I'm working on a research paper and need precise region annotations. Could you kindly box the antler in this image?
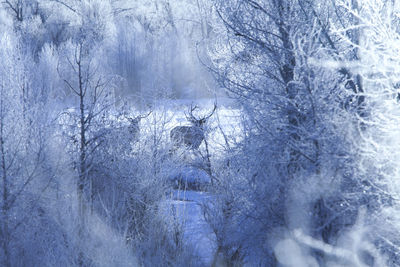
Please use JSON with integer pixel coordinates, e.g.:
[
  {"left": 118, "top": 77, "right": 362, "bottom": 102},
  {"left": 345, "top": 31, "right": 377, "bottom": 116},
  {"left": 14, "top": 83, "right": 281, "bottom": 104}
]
[
  {"left": 203, "top": 103, "right": 217, "bottom": 120},
  {"left": 185, "top": 103, "right": 217, "bottom": 125},
  {"left": 137, "top": 110, "right": 152, "bottom": 119},
  {"left": 185, "top": 104, "right": 200, "bottom": 123},
  {"left": 125, "top": 110, "right": 152, "bottom": 122}
]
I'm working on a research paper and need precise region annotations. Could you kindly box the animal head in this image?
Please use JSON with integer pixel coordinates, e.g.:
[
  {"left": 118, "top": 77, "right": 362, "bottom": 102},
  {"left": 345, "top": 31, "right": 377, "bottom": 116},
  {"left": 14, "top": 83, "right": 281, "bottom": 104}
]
[
  {"left": 185, "top": 103, "right": 216, "bottom": 128},
  {"left": 125, "top": 111, "right": 152, "bottom": 125},
  {"left": 124, "top": 111, "right": 152, "bottom": 137},
  {"left": 170, "top": 103, "right": 217, "bottom": 150}
]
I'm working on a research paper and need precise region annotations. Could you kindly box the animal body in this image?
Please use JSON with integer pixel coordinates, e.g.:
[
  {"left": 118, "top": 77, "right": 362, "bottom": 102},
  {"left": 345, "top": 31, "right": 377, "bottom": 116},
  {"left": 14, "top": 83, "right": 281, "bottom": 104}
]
[
  {"left": 170, "top": 104, "right": 216, "bottom": 150},
  {"left": 122, "top": 111, "right": 152, "bottom": 141},
  {"left": 170, "top": 125, "right": 204, "bottom": 149}
]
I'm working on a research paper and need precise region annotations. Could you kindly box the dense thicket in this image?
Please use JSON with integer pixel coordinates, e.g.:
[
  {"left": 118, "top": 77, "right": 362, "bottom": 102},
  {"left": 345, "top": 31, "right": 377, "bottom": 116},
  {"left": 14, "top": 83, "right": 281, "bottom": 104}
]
[
  {"left": 206, "top": 0, "right": 400, "bottom": 266},
  {"left": 0, "top": 0, "right": 399, "bottom": 266}
]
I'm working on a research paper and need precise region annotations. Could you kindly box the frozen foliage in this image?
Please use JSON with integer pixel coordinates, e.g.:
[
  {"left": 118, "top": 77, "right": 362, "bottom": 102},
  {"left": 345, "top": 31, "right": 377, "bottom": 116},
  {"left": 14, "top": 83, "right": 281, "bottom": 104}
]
[
  {"left": 168, "top": 166, "right": 211, "bottom": 190},
  {"left": 1, "top": 0, "right": 400, "bottom": 266}
]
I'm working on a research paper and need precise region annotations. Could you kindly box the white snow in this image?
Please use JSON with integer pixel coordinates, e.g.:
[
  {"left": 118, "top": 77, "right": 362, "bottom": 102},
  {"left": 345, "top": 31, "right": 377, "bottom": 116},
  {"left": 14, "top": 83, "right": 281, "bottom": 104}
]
[{"left": 163, "top": 190, "right": 217, "bottom": 266}]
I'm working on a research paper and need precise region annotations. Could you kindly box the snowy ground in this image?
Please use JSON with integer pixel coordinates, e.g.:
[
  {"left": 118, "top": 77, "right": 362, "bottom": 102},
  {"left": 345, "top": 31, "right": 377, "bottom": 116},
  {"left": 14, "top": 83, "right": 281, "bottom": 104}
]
[
  {"left": 146, "top": 100, "right": 241, "bottom": 264},
  {"left": 164, "top": 188, "right": 217, "bottom": 266}
]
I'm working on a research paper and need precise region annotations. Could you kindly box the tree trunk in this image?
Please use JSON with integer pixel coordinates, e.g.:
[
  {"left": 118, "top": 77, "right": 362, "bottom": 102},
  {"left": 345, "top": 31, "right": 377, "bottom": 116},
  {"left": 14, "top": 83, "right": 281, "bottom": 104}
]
[
  {"left": 0, "top": 93, "right": 11, "bottom": 267},
  {"left": 77, "top": 47, "right": 87, "bottom": 267}
]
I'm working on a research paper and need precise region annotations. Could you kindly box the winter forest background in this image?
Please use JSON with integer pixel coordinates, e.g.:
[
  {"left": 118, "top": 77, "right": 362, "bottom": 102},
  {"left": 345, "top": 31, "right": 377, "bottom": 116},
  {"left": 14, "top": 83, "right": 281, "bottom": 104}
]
[{"left": 1, "top": 0, "right": 400, "bottom": 266}]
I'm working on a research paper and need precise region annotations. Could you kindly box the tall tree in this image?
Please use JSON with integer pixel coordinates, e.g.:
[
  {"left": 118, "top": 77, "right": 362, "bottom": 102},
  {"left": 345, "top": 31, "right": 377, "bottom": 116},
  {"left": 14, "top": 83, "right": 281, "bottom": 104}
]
[
  {"left": 0, "top": 30, "right": 58, "bottom": 267},
  {"left": 208, "top": 0, "right": 364, "bottom": 264},
  {"left": 58, "top": 38, "right": 114, "bottom": 265}
]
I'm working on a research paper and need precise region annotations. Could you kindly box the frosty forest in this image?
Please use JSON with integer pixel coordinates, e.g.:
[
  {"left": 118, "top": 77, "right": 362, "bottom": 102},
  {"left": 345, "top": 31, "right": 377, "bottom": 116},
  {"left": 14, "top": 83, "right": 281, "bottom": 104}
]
[{"left": 0, "top": 0, "right": 400, "bottom": 266}]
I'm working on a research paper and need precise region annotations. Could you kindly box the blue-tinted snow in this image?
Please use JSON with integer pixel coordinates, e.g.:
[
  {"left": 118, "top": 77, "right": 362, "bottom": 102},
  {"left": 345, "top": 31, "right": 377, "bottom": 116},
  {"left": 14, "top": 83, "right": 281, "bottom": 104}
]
[
  {"left": 162, "top": 189, "right": 217, "bottom": 266},
  {"left": 168, "top": 166, "right": 211, "bottom": 188}
]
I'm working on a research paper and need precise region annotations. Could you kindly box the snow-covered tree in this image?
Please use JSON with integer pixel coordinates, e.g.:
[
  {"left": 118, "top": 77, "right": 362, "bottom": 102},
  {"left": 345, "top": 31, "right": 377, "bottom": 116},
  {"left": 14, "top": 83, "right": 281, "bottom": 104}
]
[
  {"left": 206, "top": 0, "right": 372, "bottom": 264},
  {"left": 57, "top": 37, "right": 115, "bottom": 265},
  {"left": 0, "top": 27, "right": 69, "bottom": 267}
]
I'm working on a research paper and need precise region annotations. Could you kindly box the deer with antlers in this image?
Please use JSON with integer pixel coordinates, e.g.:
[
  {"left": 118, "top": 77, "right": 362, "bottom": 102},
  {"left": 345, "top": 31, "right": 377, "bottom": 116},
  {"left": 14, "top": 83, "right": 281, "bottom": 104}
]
[
  {"left": 122, "top": 111, "right": 152, "bottom": 142},
  {"left": 170, "top": 104, "right": 216, "bottom": 150}
]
